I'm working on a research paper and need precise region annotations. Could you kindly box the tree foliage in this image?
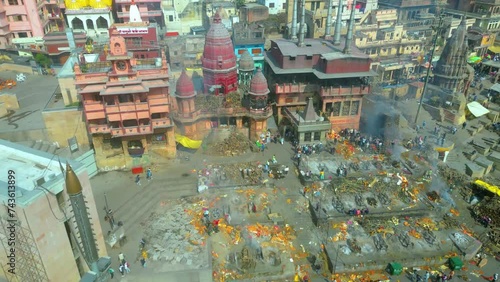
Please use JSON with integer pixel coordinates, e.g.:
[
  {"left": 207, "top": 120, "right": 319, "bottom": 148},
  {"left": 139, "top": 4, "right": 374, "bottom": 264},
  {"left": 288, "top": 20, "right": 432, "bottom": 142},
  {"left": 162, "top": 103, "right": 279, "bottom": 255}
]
[
  {"left": 34, "top": 53, "right": 52, "bottom": 68},
  {"left": 235, "top": 0, "right": 245, "bottom": 9}
]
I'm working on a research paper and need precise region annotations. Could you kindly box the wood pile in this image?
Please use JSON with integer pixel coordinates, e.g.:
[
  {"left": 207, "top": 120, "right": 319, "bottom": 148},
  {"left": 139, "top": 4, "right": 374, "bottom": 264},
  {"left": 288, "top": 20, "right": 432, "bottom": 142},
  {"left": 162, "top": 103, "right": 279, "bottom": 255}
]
[
  {"left": 0, "top": 79, "right": 16, "bottom": 90},
  {"left": 472, "top": 197, "right": 500, "bottom": 229},
  {"left": 220, "top": 162, "right": 262, "bottom": 185},
  {"left": 206, "top": 132, "right": 255, "bottom": 156}
]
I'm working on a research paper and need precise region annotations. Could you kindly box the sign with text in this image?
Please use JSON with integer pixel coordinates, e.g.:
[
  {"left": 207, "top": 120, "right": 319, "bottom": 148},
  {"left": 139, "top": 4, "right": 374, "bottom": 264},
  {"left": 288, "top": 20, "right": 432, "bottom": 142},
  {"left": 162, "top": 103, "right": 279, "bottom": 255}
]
[{"left": 117, "top": 27, "right": 148, "bottom": 35}]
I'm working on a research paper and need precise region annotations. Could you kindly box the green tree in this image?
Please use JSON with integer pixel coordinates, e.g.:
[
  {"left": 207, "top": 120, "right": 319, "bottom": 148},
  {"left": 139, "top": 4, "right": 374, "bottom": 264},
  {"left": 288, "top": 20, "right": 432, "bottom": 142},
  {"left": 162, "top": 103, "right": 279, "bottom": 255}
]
[
  {"left": 34, "top": 53, "right": 52, "bottom": 68},
  {"left": 235, "top": 0, "right": 246, "bottom": 8}
]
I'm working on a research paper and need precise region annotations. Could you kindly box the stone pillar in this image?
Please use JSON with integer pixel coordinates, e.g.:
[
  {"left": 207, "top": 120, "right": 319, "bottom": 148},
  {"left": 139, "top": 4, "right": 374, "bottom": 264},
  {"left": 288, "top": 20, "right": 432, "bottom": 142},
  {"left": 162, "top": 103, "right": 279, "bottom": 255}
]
[
  {"left": 166, "top": 129, "right": 175, "bottom": 147},
  {"left": 141, "top": 137, "right": 148, "bottom": 154},
  {"left": 122, "top": 139, "right": 130, "bottom": 157}
]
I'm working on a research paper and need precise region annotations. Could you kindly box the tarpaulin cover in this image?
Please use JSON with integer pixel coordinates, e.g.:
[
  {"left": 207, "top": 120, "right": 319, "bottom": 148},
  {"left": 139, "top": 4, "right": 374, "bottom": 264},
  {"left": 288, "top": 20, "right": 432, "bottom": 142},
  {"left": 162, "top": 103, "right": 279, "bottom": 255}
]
[
  {"left": 467, "top": 101, "right": 490, "bottom": 117},
  {"left": 474, "top": 180, "right": 500, "bottom": 197},
  {"left": 490, "top": 83, "right": 500, "bottom": 93},
  {"left": 175, "top": 134, "right": 202, "bottom": 149},
  {"left": 467, "top": 56, "right": 482, "bottom": 64}
]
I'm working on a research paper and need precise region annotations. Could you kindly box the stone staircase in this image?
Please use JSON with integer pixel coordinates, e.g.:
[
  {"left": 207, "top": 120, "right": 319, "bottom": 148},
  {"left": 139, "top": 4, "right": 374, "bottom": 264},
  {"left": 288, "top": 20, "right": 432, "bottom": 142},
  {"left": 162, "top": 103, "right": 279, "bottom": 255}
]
[{"left": 16, "top": 140, "right": 59, "bottom": 154}]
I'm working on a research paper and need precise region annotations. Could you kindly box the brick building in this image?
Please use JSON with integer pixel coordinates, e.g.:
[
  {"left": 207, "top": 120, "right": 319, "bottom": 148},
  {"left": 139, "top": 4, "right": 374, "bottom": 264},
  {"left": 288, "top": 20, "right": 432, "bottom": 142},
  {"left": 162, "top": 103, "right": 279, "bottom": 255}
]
[
  {"left": 265, "top": 7, "right": 375, "bottom": 138},
  {"left": 172, "top": 12, "right": 273, "bottom": 141},
  {"left": 74, "top": 8, "right": 174, "bottom": 168}
]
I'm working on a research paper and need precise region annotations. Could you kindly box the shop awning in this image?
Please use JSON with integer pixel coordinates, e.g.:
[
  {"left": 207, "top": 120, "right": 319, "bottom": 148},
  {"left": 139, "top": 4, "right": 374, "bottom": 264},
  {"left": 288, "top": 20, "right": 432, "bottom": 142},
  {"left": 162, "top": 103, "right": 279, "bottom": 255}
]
[
  {"left": 467, "top": 101, "right": 490, "bottom": 117},
  {"left": 490, "top": 83, "right": 500, "bottom": 92},
  {"left": 488, "top": 45, "right": 500, "bottom": 54}
]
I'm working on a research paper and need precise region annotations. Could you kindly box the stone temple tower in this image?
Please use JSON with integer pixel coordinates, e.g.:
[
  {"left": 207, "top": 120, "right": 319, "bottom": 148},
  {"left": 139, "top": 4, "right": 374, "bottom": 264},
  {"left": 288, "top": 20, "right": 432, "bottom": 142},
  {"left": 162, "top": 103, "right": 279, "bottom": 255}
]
[
  {"left": 433, "top": 17, "right": 470, "bottom": 93},
  {"left": 238, "top": 50, "right": 255, "bottom": 86},
  {"left": 201, "top": 11, "right": 238, "bottom": 95},
  {"left": 175, "top": 70, "right": 199, "bottom": 137},
  {"left": 431, "top": 17, "right": 472, "bottom": 124}
]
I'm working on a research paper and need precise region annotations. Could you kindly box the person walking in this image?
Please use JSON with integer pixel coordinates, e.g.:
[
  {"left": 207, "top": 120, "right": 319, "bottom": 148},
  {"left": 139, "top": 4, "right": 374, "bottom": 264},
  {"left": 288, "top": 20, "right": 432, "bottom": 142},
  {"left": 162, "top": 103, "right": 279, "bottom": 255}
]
[
  {"left": 462, "top": 122, "right": 467, "bottom": 129},
  {"left": 492, "top": 273, "right": 498, "bottom": 282},
  {"left": 118, "top": 264, "right": 125, "bottom": 277},
  {"left": 118, "top": 252, "right": 125, "bottom": 264},
  {"left": 124, "top": 261, "right": 131, "bottom": 273},
  {"left": 424, "top": 271, "right": 430, "bottom": 282},
  {"left": 135, "top": 174, "right": 141, "bottom": 186},
  {"left": 108, "top": 267, "right": 115, "bottom": 279},
  {"left": 146, "top": 168, "right": 152, "bottom": 181},
  {"left": 141, "top": 250, "right": 148, "bottom": 267}
]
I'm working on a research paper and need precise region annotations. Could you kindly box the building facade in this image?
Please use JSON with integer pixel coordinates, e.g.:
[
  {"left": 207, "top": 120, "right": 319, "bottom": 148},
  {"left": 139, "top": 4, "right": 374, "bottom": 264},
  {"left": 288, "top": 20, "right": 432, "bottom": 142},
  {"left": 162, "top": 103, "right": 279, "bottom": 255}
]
[
  {"left": 114, "top": 0, "right": 163, "bottom": 27},
  {"left": 75, "top": 29, "right": 175, "bottom": 168},
  {"left": 0, "top": 140, "right": 107, "bottom": 282},
  {"left": 0, "top": 0, "right": 64, "bottom": 49},
  {"left": 233, "top": 22, "right": 266, "bottom": 70},
  {"left": 65, "top": 0, "right": 113, "bottom": 39},
  {"left": 257, "top": 0, "right": 286, "bottom": 15}
]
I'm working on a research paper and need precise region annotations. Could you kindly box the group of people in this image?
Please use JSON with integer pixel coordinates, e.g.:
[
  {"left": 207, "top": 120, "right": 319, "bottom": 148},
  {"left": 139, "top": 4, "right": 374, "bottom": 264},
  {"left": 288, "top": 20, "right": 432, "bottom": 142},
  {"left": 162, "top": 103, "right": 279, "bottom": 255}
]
[{"left": 135, "top": 168, "right": 153, "bottom": 186}]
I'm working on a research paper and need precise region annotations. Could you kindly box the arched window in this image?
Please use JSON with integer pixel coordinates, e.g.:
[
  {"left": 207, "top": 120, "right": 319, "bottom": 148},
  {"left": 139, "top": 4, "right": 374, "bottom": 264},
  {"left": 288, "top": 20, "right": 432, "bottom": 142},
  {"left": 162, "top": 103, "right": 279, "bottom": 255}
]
[
  {"left": 71, "top": 18, "right": 84, "bottom": 30},
  {"left": 96, "top": 17, "right": 108, "bottom": 29},
  {"left": 86, "top": 19, "right": 94, "bottom": 30}
]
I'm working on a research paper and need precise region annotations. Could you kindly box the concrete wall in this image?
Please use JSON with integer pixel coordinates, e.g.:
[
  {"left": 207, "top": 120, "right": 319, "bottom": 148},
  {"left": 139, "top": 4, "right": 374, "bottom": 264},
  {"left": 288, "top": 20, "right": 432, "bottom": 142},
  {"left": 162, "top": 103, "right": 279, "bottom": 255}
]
[
  {"left": 0, "top": 93, "right": 20, "bottom": 111},
  {"left": 42, "top": 108, "right": 90, "bottom": 147},
  {"left": 0, "top": 63, "right": 37, "bottom": 74},
  {"left": 0, "top": 128, "right": 50, "bottom": 143},
  {"left": 58, "top": 77, "right": 79, "bottom": 106}
]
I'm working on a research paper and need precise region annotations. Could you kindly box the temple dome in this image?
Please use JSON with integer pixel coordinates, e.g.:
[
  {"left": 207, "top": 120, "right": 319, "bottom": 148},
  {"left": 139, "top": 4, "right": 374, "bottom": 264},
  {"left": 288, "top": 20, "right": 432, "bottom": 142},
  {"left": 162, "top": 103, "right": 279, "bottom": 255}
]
[
  {"left": 176, "top": 71, "right": 196, "bottom": 98},
  {"left": 248, "top": 69, "right": 269, "bottom": 96},
  {"left": 201, "top": 12, "right": 237, "bottom": 71},
  {"left": 238, "top": 50, "right": 255, "bottom": 72}
]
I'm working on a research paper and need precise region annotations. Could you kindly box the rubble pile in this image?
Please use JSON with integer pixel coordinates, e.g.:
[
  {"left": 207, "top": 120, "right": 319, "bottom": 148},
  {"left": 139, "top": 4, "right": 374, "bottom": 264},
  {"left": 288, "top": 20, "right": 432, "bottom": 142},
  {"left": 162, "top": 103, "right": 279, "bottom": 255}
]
[
  {"left": 143, "top": 199, "right": 209, "bottom": 268},
  {"left": 206, "top": 132, "right": 256, "bottom": 156}
]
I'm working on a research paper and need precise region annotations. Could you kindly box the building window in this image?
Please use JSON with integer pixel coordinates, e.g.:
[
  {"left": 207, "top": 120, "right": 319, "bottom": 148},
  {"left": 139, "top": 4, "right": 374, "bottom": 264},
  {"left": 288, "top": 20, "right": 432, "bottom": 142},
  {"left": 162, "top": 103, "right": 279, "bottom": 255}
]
[
  {"left": 350, "top": 100, "right": 360, "bottom": 115},
  {"left": 8, "top": 0, "right": 19, "bottom": 5},
  {"left": 285, "top": 98, "right": 294, "bottom": 103},
  {"left": 290, "top": 56, "right": 296, "bottom": 61},
  {"left": 118, "top": 94, "right": 133, "bottom": 103},
  {"left": 314, "top": 132, "right": 321, "bottom": 141},
  {"left": 325, "top": 102, "right": 332, "bottom": 114},
  {"left": 306, "top": 55, "right": 312, "bottom": 60},
  {"left": 269, "top": 2, "right": 275, "bottom": 8},
  {"left": 282, "top": 3, "right": 286, "bottom": 9},
  {"left": 13, "top": 15, "right": 22, "bottom": 21},
  {"left": 238, "top": 49, "right": 246, "bottom": 54},
  {"left": 18, "top": 32, "right": 28, "bottom": 38},
  {"left": 332, "top": 102, "right": 341, "bottom": 116},
  {"left": 105, "top": 97, "right": 115, "bottom": 105},
  {"left": 304, "top": 132, "right": 312, "bottom": 142},
  {"left": 341, "top": 101, "right": 351, "bottom": 116},
  {"left": 252, "top": 48, "right": 261, "bottom": 55},
  {"left": 169, "top": 15, "right": 174, "bottom": 22}
]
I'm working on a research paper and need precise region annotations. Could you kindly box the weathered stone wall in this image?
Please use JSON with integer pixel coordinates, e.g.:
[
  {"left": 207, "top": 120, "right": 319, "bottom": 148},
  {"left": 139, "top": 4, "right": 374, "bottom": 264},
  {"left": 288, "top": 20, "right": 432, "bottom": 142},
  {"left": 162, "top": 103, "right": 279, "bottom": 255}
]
[
  {"left": 58, "top": 77, "right": 79, "bottom": 106},
  {"left": 42, "top": 108, "right": 90, "bottom": 147},
  {"left": 0, "top": 63, "right": 37, "bottom": 74}
]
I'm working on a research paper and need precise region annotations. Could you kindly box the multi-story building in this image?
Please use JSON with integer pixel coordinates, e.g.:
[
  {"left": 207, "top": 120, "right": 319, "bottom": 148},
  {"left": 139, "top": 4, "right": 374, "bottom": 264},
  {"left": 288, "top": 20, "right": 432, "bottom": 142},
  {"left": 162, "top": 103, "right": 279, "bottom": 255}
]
[
  {"left": 286, "top": 0, "right": 379, "bottom": 39},
  {"left": 73, "top": 6, "right": 175, "bottom": 168},
  {"left": 108, "top": 15, "right": 161, "bottom": 59},
  {"left": 0, "top": 140, "right": 108, "bottom": 282},
  {"left": 65, "top": 0, "right": 113, "bottom": 39},
  {"left": 172, "top": 12, "right": 273, "bottom": 141},
  {"left": 257, "top": 0, "right": 286, "bottom": 14},
  {"left": 240, "top": 3, "right": 269, "bottom": 23},
  {"left": 355, "top": 9, "right": 426, "bottom": 84},
  {"left": 0, "top": 0, "right": 65, "bottom": 50},
  {"left": 233, "top": 22, "right": 266, "bottom": 70},
  {"left": 113, "top": 0, "right": 164, "bottom": 27},
  {"left": 43, "top": 31, "right": 87, "bottom": 65},
  {"left": 265, "top": 9, "right": 375, "bottom": 135},
  {"left": 378, "top": 0, "right": 437, "bottom": 38},
  {"left": 166, "top": 34, "right": 205, "bottom": 70}
]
